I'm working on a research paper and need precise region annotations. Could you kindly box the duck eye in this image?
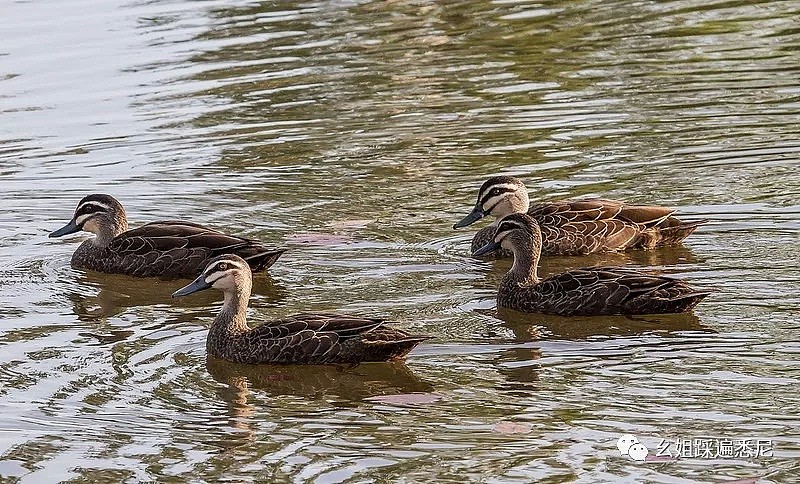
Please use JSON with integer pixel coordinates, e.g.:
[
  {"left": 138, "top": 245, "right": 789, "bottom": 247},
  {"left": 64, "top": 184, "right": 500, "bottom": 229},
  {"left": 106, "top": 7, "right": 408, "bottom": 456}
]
[{"left": 218, "top": 263, "right": 228, "bottom": 271}]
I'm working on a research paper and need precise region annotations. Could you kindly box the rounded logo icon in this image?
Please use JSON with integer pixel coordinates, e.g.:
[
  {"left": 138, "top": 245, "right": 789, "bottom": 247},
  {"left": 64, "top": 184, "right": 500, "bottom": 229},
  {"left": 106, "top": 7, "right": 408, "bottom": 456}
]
[
  {"left": 617, "top": 434, "right": 639, "bottom": 455},
  {"left": 628, "top": 443, "right": 648, "bottom": 461}
]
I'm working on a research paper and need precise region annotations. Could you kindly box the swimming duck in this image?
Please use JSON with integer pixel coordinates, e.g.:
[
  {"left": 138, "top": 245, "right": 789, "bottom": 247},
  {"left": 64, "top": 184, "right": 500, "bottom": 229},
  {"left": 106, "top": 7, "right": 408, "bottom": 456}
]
[
  {"left": 454, "top": 176, "right": 708, "bottom": 256},
  {"left": 473, "top": 213, "right": 710, "bottom": 316},
  {"left": 172, "top": 254, "right": 428, "bottom": 364},
  {"left": 49, "top": 194, "right": 285, "bottom": 279}
]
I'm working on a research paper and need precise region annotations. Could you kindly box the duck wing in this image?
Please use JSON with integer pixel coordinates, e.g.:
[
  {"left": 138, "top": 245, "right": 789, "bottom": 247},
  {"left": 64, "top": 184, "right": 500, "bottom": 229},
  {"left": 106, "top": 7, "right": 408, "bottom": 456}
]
[
  {"left": 530, "top": 199, "right": 695, "bottom": 254},
  {"left": 530, "top": 199, "right": 675, "bottom": 225},
  {"left": 530, "top": 199, "right": 624, "bottom": 225},
  {"left": 537, "top": 219, "right": 640, "bottom": 255},
  {"left": 268, "top": 313, "right": 387, "bottom": 338},
  {"left": 528, "top": 267, "right": 709, "bottom": 315},
  {"left": 109, "top": 221, "right": 284, "bottom": 277},
  {"left": 238, "top": 313, "right": 427, "bottom": 364},
  {"left": 240, "top": 314, "right": 356, "bottom": 363},
  {"left": 114, "top": 221, "right": 253, "bottom": 252}
]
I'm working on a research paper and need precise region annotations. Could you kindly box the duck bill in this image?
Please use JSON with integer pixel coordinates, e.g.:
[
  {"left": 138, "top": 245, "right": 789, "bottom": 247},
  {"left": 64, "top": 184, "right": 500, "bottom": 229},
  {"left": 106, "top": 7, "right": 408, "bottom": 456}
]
[
  {"left": 172, "top": 275, "right": 212, "bottom": 298},
  {"left": 49, "top": 219, "right": 81, "bottom": 238},
  {"left": 472, "top": 240, "right": 502, "bottom": 257},
  {"left": 453, "top": 205, "right": 486, "bottom": 229}
]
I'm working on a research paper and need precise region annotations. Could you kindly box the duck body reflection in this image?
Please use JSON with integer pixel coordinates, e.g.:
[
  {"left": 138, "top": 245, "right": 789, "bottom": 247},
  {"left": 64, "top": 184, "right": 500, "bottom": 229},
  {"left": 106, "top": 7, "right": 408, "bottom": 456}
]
[{"left": 207, "top": 357, "right": 433, "bottom": 402}]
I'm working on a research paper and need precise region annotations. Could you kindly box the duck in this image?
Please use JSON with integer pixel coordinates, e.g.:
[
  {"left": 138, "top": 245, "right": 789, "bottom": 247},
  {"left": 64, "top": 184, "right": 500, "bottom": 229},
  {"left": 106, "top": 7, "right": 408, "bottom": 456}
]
[
  {"left": 172, "top": 254, "right": 429, "bottom": 364},
  {"left": 49, "top": 194, "right": 285, "bottom": 279},
  {"left": 473, "top": 213, "right": 711, "bottom": 316},
  {"left": 454, "top": 176, "right": 708, "bottom": 257}
]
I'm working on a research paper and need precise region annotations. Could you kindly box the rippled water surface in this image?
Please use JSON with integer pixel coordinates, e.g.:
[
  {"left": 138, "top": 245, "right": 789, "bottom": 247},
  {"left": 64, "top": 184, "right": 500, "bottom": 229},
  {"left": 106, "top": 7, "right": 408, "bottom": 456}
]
[{"left": 2, "top": 0, "right": 799, "bottom": 481}]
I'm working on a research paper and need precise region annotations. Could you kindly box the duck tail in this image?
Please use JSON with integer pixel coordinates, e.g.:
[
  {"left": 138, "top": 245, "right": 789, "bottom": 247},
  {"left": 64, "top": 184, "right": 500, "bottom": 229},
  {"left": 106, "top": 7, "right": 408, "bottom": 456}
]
[
  {"left": 635, "top": 218, "right": 709, "bottom": 249},
  {"left": 243, "top": 248, "right": 287, "bottom": 272},
  {"left": 381, "top": 336, "right": 431, "bottom": 361},
  {"left": 658, "top": 218, "right": 710, "bottom": 245},
  {"left": 670, "top": 290, "right": 713, "bottom": 312}
]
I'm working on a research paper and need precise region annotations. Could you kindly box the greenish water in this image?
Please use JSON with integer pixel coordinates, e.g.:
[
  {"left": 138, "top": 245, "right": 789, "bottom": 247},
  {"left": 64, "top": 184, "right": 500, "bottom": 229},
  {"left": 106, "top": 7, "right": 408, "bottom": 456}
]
[{"left": 1, "top": 0, "right": 799, "bottom": 482}]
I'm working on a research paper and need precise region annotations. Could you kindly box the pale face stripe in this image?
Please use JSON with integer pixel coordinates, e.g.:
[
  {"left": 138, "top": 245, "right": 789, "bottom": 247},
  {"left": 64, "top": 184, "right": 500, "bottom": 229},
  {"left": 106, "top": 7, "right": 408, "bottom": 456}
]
[
  {"left": 75, "top": 213, "right": 93, "bottom": 226},
  {"left": 204, "top": 260, "right": 245, "bottom": 284},
  {"left": 479, "top": 183, "right": 520, "bottom": 201},
  {"left": 482, "top": 194, "right": 508, "bottom": 211},
  {"left": 480, "top": 183, "right": 521, "bottom": 211},
  {"left": 74, "top": 201, "right": 113, "bottom": 226},
  {"left": 76, "top": 201, "right": 113, "bottom": 213},
  {"left": 495, "top": 220, "right": 529, "bottom": 242}
]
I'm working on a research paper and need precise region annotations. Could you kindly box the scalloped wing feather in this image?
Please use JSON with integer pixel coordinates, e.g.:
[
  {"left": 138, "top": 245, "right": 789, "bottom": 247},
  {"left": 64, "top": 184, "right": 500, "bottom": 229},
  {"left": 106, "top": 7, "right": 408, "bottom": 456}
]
[
  {"left": 504, "top": 267, "right": 707, "bottom": 315},
  {"left": 101, "top": 221, "right": 283, "bottom": 277},
  {"left": 218, "top": 314, "right": 423, "bottom": 364}
]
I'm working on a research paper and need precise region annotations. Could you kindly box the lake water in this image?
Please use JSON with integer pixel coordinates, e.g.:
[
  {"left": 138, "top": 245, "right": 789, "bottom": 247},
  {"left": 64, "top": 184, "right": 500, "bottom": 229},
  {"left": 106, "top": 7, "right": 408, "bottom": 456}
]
[{"left": 1, "top": 0, "right": 799, "bottom": 482}]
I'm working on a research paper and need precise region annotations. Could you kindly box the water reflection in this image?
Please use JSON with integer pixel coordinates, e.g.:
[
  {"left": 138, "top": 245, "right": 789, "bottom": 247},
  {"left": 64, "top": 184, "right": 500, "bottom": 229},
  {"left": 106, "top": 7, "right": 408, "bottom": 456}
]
[
  {"left": 207, "top": 358, "right": 432, "bottom": 404},
  {"left": 494, "top": 307, "right": 709, "bottom": 341},
  {"left": 494, "top": 346, "right": 543, "bottom": 396}
]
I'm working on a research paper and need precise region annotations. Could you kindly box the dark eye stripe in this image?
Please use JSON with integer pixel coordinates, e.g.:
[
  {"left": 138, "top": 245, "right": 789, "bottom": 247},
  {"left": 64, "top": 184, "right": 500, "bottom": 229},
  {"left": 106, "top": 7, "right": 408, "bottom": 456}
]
[
  {"left": 498, "top": 220, "right": 530, "bottom": 234},
  {"left": 76, "top": 203, "right": 106, "bottom": 216},
  {"left": 479, "top": 187, "right": 518, "bottom": 206},
  {"left": 209, "top": 261, "right": 240, "bottom": 274}
]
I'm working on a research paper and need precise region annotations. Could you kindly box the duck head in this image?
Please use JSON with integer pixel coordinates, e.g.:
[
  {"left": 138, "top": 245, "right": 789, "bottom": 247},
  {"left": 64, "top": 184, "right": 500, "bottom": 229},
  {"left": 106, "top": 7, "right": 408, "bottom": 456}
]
[
  {"left": 49, "top": 194, "right": 128, "bottom": 243},
  {"left": 172, "top": 254, "right": 253, "bottom": 298},
  {"left": 453, "top": 176, "right": 530, "bottom": 229},
  {"left": 472, "top": 213, "right": 540, "bottom": 257}
]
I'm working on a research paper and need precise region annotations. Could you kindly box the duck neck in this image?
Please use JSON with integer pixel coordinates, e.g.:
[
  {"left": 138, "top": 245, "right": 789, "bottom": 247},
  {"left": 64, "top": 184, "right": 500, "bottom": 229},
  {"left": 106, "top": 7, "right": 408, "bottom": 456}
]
[
  {"left": 210, "top": 285, "right": 251, "bottom": 338},
  {"left": 90, "top": 216, "right": 128, "bottom": 248},
  {"left": 93, "top": 227, "right": 118, "bottom": 247},
  {"left": 505, "top": 231, "right": 541, "bottom": 286}
]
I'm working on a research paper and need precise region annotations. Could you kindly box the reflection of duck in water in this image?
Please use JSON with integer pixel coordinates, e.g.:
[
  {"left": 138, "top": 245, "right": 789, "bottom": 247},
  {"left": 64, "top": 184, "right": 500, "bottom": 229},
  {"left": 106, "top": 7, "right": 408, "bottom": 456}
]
[
  {"left": 173, "top": 255, "right": 429, "bottom": 364},
  {"left": 207, "top": 357, "right": 433, "bottom": 404},
  {"left": 492, "top": 346, "right": 543, "bottom": 395},
  {"left": 49, "top": 194, "right": 285, "bottom": 278},
  {"left": 492, "top": 307, "right": 710, "bottom": 342},
  {"left": 454, "top": 176, "right": 707, "bottom": 257},
  {"left": 206, "top": 358, "right": 434, "bottom": 452},
  {"left": 473, "top": 214, "right": 711, "bottom": 316}
]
